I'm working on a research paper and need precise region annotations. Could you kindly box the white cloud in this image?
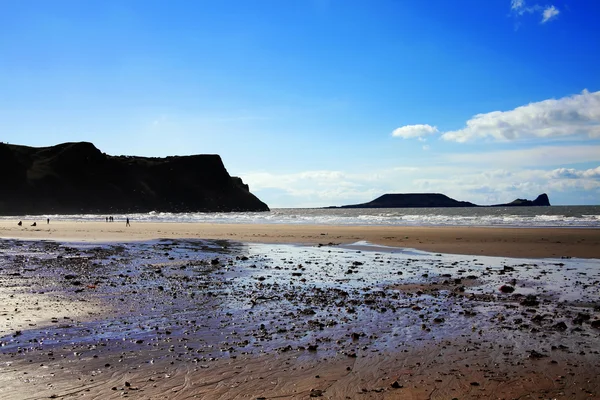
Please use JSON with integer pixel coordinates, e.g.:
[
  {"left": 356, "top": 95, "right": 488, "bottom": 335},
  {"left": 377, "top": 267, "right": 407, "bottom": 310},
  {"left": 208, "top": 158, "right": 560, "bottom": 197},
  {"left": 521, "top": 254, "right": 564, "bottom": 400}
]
[
  {"left": 541, "top": 5, "right": 559, "bottom": 23},
  {"left": 511, "top": 0, "right": 525, "bottom": 11},
  {"left": 391, "top": 124, "right": 439, "bottom": 139},
  {"left": 549, "top": 166, "right": 600, "bottom": 180},
  {"left": 510, "top": 0, "right": 560, "bottom": 24},
  {"left": 392, "top": 166, "right": 419, "bottom": 172},
  {"left": 441, "top": 90, "right": 600, "bottom": 142}
]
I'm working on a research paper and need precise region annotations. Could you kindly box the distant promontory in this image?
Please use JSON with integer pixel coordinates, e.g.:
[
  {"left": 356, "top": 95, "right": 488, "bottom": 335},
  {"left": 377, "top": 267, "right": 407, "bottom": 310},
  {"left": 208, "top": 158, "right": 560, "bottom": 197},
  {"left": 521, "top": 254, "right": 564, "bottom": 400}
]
[
  {"left": 335, "top": 193, "right": 550, "bottom": 208},
  {"left": 0, "top": 142, "right": 269, "bottom": 215}
]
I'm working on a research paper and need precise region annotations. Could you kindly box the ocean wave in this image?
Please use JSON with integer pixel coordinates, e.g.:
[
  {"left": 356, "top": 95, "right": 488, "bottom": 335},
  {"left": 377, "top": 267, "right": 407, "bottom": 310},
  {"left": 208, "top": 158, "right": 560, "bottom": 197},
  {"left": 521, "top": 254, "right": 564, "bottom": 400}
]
[{"left": 2, "top": 206, "right": 599, "bottom": 228}]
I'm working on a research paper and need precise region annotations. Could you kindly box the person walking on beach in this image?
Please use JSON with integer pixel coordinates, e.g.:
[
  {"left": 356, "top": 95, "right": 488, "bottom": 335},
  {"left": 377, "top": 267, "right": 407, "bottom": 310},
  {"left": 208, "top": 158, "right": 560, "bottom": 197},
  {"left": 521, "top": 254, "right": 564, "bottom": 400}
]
[
  {"left": 126, "top": 217, "right": 130, "bottom": 227},
  {"left": 47, "top": 218, "right": 49, "bottom": 224}
]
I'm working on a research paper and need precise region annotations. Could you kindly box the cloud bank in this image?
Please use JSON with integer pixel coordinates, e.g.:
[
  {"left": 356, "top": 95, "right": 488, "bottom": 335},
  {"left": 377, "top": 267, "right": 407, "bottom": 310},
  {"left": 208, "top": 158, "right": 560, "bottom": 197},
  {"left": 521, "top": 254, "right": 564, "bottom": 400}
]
[
  {"left": 441, "top": 90, "right": 600, "bottom": 142},
  {"left": 444, "top": 145, "right": 600, "bottom": 167},
  {"left": 393, "top": 90, "right": 600, "bottom": 143},
  {"left": 244, "top": 161, "right": 600, "bottom": 207}
]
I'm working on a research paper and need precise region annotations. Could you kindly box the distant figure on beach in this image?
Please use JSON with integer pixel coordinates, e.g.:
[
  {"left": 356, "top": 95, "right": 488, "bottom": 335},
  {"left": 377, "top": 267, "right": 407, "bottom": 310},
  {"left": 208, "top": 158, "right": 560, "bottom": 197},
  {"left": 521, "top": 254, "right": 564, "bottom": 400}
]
[
  {"left": 47, "top": 218, "right": 49, "bottom": 224},
  {"left": 126, "top": 217, "right": 130, "bottom": 227},
  {"left": 18, "top": 221, "right": 22, "bottom": 226},
  {"left": 110, "top": 216, "right": 114, "bottom": 222},
  {"left": 106, "top": 216, "right": 109, "bottom": 222},
  {"left": 31, "top": 222, "right": 36, "bottom": 227}
]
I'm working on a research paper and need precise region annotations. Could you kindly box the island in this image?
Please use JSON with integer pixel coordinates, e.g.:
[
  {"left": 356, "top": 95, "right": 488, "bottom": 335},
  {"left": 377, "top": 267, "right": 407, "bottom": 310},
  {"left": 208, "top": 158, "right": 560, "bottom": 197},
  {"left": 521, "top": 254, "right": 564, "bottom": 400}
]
[
  {"left": 0, "top": 142, "right": 269, "bottom": 215},
  {"left": 336, "top": 193, "right": 550, "bottom": 208}
]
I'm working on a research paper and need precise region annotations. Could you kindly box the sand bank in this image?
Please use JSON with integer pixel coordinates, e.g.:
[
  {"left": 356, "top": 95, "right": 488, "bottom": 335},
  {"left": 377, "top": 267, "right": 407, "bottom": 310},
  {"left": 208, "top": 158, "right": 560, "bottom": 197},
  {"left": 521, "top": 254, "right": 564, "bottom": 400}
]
[{"left": 1, "top": 220, "right": 599, "bottom": 258}]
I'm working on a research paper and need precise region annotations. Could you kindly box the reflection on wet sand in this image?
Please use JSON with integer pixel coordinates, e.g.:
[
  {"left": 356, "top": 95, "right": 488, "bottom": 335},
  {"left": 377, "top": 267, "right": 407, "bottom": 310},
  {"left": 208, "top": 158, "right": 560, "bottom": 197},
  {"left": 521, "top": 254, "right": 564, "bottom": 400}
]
[{"left": 0, "top": 238, "right": 599, "bottom": 399}]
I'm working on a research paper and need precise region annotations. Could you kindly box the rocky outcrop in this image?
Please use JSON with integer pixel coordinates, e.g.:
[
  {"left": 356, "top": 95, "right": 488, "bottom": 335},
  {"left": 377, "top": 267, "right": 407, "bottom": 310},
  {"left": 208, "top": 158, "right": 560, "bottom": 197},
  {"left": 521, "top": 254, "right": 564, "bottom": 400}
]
[
  {"left": 0, "top": 142, "right": 269, "bottom": 215},
  {"left": 492, "top": 193, "right": 550, "bottom": 207},
  {"left": 337, "top": 193, "right": 550, "bottom": 208}
]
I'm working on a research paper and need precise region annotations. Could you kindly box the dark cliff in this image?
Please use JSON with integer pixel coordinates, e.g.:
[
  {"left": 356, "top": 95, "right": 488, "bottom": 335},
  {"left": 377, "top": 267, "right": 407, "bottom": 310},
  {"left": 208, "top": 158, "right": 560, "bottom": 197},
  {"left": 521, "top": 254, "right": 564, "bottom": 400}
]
[
  {"left": 338, "top": 193, "right": 550, "bottom": 208},
  {"left": 0, "top": 142, "right": 269, "bottom": 215}
]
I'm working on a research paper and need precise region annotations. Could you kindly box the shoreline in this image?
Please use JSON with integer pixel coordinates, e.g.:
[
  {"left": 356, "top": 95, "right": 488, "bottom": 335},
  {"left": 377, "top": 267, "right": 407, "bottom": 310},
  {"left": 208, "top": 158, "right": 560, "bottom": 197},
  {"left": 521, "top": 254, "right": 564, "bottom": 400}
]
[{"left": 1, "top": 220, "right": 599, "bottom": 258}]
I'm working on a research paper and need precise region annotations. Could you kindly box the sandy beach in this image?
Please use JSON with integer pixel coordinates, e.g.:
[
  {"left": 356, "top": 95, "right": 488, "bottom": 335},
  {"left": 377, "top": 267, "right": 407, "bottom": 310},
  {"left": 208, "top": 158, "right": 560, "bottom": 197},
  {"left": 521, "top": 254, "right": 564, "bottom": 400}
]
[
  {"left": 1, "top": 222, "right": 599, "bottom": 399},
  {"left": 1, "top": 220, "right": 599, "bottom": 258}
]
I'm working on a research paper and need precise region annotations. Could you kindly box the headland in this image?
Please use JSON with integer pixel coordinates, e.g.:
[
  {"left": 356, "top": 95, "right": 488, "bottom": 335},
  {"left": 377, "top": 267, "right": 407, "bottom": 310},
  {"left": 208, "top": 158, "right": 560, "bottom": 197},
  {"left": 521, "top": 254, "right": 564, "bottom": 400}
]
[{"left": 0, "top": 141, "right": 269, "bottom": 214}]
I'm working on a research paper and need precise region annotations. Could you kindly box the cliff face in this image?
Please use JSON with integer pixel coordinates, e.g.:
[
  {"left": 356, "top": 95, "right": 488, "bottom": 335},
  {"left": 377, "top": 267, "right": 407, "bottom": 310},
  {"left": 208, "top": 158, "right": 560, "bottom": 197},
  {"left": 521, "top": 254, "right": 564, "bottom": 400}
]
[
  {"left": 0, "top": 142, "right": 269, "bottom": 215},
  {"left": 339, "top": 193, "right": 550, "bottom": 208}
]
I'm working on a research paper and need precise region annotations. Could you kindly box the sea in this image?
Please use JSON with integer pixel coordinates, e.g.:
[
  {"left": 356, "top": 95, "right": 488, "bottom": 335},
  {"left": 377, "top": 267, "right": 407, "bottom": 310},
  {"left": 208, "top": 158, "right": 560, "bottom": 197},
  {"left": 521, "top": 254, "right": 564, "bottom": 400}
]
[{"left": 2, "top": 206, "right": 599, "bottom": 228}]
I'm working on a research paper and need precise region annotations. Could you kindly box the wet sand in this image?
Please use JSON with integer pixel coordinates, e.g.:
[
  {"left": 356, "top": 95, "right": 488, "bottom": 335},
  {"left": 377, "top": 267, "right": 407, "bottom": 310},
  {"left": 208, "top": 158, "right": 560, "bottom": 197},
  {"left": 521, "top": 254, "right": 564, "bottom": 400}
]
[
  {"left": 0, "top": 225, "right": 599, "bottom": 399},
  {"left": 1, "top": 220, "right": 599, "bottom": 258}
]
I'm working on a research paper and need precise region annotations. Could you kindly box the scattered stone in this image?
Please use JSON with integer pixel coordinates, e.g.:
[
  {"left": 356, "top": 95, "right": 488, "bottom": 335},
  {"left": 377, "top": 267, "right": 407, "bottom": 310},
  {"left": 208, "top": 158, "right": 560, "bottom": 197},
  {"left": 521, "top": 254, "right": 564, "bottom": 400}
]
[
  {"left": 573, "top": 313, "right": 591, "bottom": 325},
  {"left": 499, "top": 285, "right": 515, "bottom": 293},
  {"left": 528, "top": 350, "right": 548, "bottom": 359},
  {"left": 551, "top": 322, "right": 568, "bottom": 331},
  {"left": 391, "top": 381, "right": 403, "bottom": 388},
  {"left": 520, "top": 295, "right": 539, "bottom": 307}
]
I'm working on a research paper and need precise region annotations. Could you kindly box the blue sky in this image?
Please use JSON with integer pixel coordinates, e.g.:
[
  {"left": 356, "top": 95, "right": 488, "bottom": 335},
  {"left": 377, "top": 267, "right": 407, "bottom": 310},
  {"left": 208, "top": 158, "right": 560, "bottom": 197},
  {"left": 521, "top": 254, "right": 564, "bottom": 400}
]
[{"left": 1, "top": 0, "right": 599, "bottom": 207}]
